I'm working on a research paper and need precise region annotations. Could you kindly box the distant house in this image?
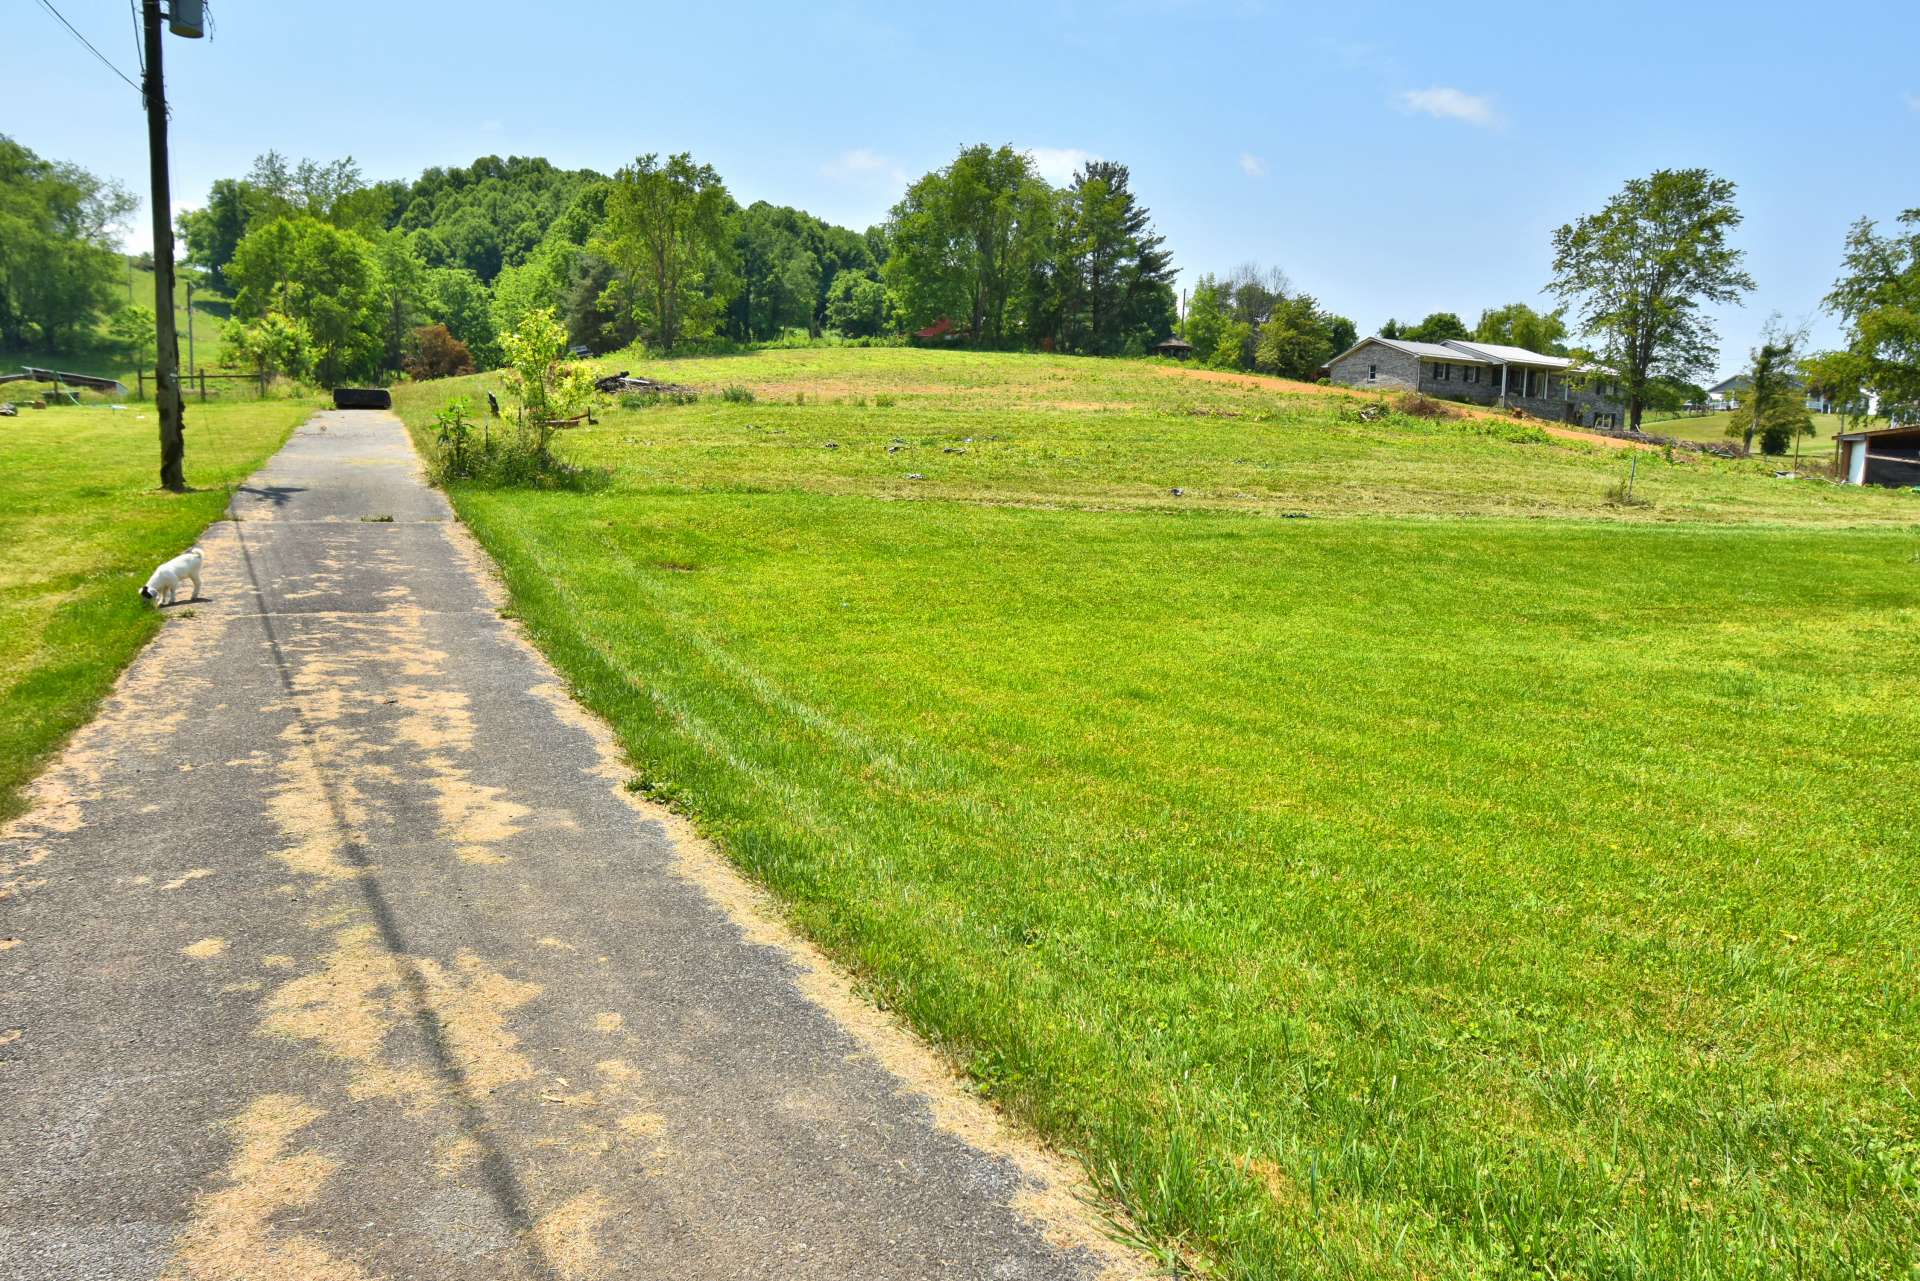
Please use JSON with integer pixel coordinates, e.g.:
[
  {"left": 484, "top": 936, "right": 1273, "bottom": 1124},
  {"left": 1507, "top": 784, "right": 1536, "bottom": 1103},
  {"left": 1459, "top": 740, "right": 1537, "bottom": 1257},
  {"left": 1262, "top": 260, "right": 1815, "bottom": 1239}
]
[
  {"left": 1153, "top": 336, "right": 1194, "bottom": 360},
  {"left": 913, "top": 317, "right": 961, "bottom": 341},
  {"left": 1835, "top": 424, "right": 1920, "bottom": 487},
  {"left": 1327, "top": 337, "right": 1626, "bottom": 429}
]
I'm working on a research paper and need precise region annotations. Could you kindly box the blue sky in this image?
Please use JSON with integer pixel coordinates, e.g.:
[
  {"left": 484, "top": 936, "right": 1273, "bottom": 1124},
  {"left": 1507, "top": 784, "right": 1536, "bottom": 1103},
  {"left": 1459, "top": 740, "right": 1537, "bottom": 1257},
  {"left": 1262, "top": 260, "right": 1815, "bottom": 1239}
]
[{"left": 10, "top": 0, "right": 1918, "bottom": 379}]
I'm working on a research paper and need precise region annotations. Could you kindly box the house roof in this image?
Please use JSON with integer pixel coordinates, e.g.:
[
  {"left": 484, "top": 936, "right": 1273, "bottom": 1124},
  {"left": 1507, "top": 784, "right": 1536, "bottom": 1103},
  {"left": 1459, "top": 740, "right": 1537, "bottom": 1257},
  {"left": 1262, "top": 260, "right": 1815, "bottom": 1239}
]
[
  {"left": 1333, "top": 335, "right": 1587, "bottom": 369},
  {"left": 1709, "top": 372, "right": 1805, "bottom": 394},
  {"left": 1334, "top": 336, "right": 1494, "bottom": 365},
  {"left": 1443, "top": 340, "right": 1576, "bottom": 369},
  {"left": 1155, "top": 336, "right": 1194, "bottom": 349}
]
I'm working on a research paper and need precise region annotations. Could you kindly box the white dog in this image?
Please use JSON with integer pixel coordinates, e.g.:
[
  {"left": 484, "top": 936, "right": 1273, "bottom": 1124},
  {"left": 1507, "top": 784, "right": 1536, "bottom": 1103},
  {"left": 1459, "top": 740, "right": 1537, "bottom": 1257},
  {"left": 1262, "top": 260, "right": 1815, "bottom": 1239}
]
[{"left": 141, "top": 547, "right": 203, "bottom": 606}]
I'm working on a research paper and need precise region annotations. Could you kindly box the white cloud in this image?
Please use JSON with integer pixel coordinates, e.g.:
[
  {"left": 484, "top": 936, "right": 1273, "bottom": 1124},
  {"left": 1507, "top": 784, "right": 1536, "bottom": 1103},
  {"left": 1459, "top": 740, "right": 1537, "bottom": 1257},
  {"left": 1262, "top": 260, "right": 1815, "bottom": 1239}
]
[
  {"left": 1026, "top": 146, "right": 1098, "bottom": 185},
  {"left": 1239, "top": 152, "right": 1267, "bottom": 177},
  {"left": 822, "top": 147, "right": 906, "bottom": 185},
  {"left": 1398, "top": 86, "right": 1502, "bottom": 128}
]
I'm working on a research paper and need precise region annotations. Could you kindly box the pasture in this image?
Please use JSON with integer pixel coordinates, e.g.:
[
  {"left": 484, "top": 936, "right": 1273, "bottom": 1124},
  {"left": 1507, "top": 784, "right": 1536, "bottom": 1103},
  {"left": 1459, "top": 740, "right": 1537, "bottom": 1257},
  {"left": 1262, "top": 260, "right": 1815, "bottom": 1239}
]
[{"left": 385, "top": 345, "right": 1916, "bottom": 1278}]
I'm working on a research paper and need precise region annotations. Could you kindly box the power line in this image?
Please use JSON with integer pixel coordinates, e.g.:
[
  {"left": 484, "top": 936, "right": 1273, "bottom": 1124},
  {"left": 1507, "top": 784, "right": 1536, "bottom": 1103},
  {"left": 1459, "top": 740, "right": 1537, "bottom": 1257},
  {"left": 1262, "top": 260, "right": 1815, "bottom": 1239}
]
[
  {"left": 129, "top": 0, "right": 146, "bottom": 77},
  {"left": 34, "top": 0, "right": 141, "bottom": 94}
]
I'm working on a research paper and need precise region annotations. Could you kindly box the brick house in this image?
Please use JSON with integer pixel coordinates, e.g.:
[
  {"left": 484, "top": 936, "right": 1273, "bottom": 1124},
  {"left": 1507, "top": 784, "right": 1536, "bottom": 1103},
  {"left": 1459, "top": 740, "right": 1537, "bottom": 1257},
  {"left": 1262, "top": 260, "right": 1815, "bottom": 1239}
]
[{"left": 1328, "top": 337, "right": 1626, "bottom": 428}]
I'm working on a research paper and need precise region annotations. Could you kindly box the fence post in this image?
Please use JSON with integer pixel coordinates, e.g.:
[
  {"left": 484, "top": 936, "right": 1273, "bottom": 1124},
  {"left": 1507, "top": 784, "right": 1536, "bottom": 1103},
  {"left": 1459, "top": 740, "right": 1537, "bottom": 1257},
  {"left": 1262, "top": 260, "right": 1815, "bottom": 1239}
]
[{"left": 137, "top": 369, "right": 145, "bottom": 400}]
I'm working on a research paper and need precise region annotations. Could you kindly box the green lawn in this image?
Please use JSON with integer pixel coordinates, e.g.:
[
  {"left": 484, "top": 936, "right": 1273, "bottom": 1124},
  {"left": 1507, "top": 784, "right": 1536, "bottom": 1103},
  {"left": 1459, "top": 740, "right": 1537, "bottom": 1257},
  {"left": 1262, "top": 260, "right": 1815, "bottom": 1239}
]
[
  {"left": 395, "top": 348, "right": 1920, "bottom": 1279},
  {"left": 0, "top": 399, "right": 314, "bottom": 821},
  {"left": 1643, "top": 407, "right": 1857, "bottom": 459}
]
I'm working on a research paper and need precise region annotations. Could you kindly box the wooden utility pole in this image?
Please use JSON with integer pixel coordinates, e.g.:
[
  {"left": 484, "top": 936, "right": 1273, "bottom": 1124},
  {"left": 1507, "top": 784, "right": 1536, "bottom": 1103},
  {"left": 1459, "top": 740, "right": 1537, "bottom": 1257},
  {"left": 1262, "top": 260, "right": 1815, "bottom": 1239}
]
[{"left": 143, "top": 0, "right": 186, "bottom": 491}]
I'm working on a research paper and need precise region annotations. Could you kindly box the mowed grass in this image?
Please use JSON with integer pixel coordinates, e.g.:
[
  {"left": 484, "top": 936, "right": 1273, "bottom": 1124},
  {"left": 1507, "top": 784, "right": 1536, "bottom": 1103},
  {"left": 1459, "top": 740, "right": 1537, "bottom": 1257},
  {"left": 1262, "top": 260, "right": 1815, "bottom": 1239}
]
[
  {"left": 1645, "top": 408, "right": 1856, "bottom": 456},
  {"left": 0, "top": 400, "right": 312, "bottom": 820},
  {"left": 396, "top": 348, "right": 1920, "bottom": 1278}
]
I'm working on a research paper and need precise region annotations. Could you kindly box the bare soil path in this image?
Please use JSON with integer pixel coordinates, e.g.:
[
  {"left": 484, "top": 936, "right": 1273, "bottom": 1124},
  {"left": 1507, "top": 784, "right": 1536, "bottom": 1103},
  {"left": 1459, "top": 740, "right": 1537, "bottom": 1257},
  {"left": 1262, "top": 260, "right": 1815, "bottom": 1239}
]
[{"left": 0, "top": 410, "right": 1143, "bottom": 1281}]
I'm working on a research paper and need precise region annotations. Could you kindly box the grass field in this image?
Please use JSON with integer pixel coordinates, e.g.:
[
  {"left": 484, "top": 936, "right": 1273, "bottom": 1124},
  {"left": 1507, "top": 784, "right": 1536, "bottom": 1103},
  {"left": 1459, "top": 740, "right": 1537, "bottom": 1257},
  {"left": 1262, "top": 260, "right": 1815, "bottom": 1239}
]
[
  {"left": 0, "top": 399, "right": 313, "bottom": 821},
  {"left": 1643, "top": 407, "right": 1856, "bottom": 458},
  {"left": 1, "top": 256, "right": 231, "bottom": 392},
  {"left": 388, "top": 347, "right": 1920, "bottom": 1278}
]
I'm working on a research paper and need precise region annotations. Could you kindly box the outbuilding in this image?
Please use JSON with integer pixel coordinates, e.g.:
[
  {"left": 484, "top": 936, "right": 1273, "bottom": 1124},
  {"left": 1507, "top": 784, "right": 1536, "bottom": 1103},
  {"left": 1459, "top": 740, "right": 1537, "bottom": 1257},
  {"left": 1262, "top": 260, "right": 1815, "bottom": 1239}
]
[
  {"left": 1835, "top": 425, "right": 1920, "bottom": 487},
  {"left": 1153, "top": 336, "right": 1195, "bottom": 360}
]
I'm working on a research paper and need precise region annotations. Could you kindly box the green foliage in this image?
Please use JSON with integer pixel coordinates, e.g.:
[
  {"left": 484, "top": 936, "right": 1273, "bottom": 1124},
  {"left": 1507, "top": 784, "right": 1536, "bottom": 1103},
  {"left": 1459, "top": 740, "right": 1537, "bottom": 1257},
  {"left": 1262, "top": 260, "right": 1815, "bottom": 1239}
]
[
  {"left": 730, "top": 202, "right": 875, "bottom": 340},
  {"left": 1823, "top": 208, "right": 1920, "bottom": 422},
  {"left": 1184, "top": 277, "right": 1231, "bottom": 362},
  {"left": 230, "top": 216, "right": 381, "bottom": 385},
  {"left": 1054, "top": 161, "right": 1178, "bottom": 354},
  {"left": 108, "top": 305, "right": 157, "bottom": 369},
  {"left": 1474, "top": 302, "right": 1569, "bottom": 354},
  {"left": 1208, "top": 320, "right": 1254, "bottom": 370},
  {"left": 825, "top": 270, "right": 889, "bottom": 338},
  {"left": 1550, "top": 169, "right": 1756, "bottom": 428},
  {"left": 1724, "top": 328, "right": 1808, "bottom": 453},
  {"left": 429, "top": 396, "right": 480, "bottom": 479},
  {"left": 499, "top": 307, "right": 595, "bottom": 460},
  {"left": 0, "top": 135, "right": 136, "bottom": 349},
  {"left": 223, "top": 311, "right": 315, "bottom": 384},
  {"left": 1401, "top": 311, "right": 1470, "bottom": 343},
  {"left": 884, "top": 144, "right": 1056, "bottom": 344},
  {"left": 595, "top": 153, "right": 737, "bottom": 352},
  {"left": 1252, "top": 294, "right": 1344, "bottom": 380},
  {"left": 720, "top": 384, "right": 755, "bottom": 404}
]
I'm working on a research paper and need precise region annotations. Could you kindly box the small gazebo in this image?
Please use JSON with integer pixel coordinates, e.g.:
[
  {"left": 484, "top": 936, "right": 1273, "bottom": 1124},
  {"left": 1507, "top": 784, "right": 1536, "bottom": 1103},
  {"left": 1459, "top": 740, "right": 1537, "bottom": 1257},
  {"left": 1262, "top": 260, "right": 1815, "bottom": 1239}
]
[{"left": 1154, "top": 336, "right": 1195, "bottom": 360}]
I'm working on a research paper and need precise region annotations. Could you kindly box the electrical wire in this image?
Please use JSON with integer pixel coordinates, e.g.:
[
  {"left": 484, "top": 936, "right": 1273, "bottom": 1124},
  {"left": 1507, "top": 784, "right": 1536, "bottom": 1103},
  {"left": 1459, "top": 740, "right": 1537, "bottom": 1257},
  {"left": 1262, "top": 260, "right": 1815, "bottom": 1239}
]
[
  {"left": 34, "top": 0, "right": 141, "bottom": 94},
  {"left": 129, "top": 0, "right": 146, "bottom": 76}
]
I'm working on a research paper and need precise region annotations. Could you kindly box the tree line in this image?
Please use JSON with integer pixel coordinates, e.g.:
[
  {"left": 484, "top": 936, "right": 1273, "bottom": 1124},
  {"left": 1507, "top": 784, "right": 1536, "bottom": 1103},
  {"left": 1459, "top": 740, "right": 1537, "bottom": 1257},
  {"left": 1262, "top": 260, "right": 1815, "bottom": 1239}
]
[{"left": 154, "top": 142, "right": 1183, "bottom": 384}]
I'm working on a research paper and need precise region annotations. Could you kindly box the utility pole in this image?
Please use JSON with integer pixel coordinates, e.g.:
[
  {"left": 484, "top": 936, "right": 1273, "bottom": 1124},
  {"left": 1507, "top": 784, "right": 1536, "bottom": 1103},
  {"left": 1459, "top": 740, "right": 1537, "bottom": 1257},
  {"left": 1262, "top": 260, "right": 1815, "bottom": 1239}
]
[{"left": 142, "top": 0, "right": 200, "bottom": 491}]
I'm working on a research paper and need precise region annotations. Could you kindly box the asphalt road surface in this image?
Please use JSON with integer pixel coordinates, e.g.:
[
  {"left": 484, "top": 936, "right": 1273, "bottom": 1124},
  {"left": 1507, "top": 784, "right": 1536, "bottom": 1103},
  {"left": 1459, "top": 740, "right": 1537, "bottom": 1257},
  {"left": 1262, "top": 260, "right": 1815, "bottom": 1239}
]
[{"left": 0, "top": 409, "right": 1144, "bottom": 1281}]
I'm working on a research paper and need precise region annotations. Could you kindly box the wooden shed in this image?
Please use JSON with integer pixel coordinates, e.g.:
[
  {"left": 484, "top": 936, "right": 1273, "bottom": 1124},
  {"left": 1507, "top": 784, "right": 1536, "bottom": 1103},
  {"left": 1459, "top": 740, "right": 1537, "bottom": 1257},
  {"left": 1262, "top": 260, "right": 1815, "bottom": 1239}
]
[
  {"left": 1836, "top": 425, "right": 1920, "bottom": 487},
  {"left": 1154, "top": 337, "right": 1195, "bottom": 360}
]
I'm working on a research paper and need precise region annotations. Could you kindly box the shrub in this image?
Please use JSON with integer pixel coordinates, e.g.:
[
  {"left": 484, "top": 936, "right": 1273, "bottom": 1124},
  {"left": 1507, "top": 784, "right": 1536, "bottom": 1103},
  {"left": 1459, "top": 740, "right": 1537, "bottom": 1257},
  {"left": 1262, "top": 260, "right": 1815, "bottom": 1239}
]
[
  {"left": 405, "top": 324, "right": 475, "bottom": 380},
  {"left": 720, "top": 385, "right": 755, "bottom": 404},
  {"left": 427, "top": 310, "right": 604, "bottom": 490},
  {"left": 873, "top": 393, "right": 896, "bottom": 408}
]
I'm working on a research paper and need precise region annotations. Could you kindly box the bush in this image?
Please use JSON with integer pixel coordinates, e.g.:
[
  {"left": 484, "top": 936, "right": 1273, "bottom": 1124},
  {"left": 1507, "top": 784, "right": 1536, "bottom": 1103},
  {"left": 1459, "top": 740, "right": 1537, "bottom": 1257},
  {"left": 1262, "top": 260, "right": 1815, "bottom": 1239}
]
[
  {"left": 405, "top": 324, "right": 475, "bottom": 380},
  {"left": 720, "top": 385, "right": 755, "bottom": 404},
  {"left": 427, "top": 310, "right": 604, "bottom": 490}
]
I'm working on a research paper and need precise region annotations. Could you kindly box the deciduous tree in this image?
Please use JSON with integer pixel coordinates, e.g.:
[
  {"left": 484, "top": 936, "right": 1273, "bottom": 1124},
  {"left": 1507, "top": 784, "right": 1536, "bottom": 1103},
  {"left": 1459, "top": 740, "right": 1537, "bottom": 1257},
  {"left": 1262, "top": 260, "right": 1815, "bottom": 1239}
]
[
  {"left": 596, "top": 153, "right": 737, "bottom": 352},
  {"left": 1548, "top": 169, "right": 1755, "bottom": 430},
  {"left": 1473, "top": 302, "right": 1568, "bottom": 354},
  {"left": 1822, "top": 208, "right": 1920, "bottom": 423}
]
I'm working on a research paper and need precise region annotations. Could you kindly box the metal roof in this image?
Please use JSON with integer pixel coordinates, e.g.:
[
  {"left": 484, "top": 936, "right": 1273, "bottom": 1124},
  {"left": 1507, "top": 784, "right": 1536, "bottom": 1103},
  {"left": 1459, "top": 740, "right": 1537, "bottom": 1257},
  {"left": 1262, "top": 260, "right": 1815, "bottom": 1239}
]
[
  {"left": 1443, "top": 340, "right": 1575, "bottom": 369},
  {"left": 1357, "top": 337, "right": 1494, "bottom": 364}
]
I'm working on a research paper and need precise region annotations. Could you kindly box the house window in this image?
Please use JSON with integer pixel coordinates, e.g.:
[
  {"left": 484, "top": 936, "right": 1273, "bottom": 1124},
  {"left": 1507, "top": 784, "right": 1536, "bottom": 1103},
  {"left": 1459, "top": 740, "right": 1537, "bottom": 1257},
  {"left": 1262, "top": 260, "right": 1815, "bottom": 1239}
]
[
  {"left": 1465, "top": 366, "right": 1479, "bottom": 384},
  {"left": 1368, "top": 363, "right": 1377, "bottom": 381}
]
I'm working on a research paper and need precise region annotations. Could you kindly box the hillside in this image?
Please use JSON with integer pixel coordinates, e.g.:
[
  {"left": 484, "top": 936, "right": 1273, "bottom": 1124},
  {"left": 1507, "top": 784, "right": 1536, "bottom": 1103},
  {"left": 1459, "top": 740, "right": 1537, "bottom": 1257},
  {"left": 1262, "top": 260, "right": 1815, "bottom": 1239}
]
[{"left": 388, "top": 347, "right": 1920, "bottom": 1279}]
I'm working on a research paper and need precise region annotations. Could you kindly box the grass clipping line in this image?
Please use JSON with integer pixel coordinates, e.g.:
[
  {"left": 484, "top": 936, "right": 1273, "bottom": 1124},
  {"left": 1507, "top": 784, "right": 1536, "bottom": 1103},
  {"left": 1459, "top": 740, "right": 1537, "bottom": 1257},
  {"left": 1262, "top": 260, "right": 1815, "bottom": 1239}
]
[{"left": 435, "top": 520, "right": 1154, "bottom": 1279}]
